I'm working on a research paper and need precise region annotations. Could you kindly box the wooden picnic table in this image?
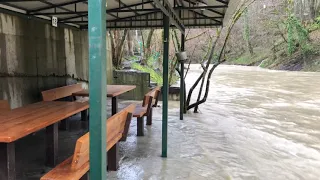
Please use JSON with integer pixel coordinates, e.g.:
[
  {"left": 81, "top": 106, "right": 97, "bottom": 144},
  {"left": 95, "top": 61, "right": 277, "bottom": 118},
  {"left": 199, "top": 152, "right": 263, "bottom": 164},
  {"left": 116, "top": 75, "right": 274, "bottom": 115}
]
[
  {"left": 0, "top": 101, "right": 89, "bottom": 180},
  {"left": 72, "top": 85, "right": 136, "bottom": 115}
]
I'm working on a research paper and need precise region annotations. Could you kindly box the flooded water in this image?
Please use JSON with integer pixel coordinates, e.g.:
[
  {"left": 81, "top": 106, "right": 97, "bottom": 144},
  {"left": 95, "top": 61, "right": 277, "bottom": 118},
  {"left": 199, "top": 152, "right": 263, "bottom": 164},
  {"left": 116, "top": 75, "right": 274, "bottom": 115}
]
[
  {"left": 107, "top": 64, "right": 320, "bottom": 180},
  {"left": 184, "top": 65, "right": 320, "bottom": 179}
]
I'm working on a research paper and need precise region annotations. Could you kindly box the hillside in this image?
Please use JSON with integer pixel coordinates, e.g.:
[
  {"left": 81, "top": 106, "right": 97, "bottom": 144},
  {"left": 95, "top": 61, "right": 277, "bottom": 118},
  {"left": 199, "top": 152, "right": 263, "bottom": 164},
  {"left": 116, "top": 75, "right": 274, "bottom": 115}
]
[{"left": 224, "top": 0, "right": 320, "bottom": 72}]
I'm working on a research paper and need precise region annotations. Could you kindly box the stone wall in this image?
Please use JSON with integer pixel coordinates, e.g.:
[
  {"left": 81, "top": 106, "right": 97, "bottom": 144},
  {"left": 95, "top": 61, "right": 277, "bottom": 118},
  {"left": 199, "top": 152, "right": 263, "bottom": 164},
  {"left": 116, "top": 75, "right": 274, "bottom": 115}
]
[
  {"left": 0, "top": 12, "right": 113, "bottom": 108},
  {"left": 113, "top": 70, "right": 150, "bottom": 100}
]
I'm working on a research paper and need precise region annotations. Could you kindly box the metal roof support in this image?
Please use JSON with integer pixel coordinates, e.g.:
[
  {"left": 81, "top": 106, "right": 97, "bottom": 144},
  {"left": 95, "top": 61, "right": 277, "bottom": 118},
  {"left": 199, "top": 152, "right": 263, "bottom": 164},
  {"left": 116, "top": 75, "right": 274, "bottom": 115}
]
[
  {"left": 88, "top": 0, "right": 107, "bottom": 180},
  {"left": 27, "top": 0, "right": 86, "bottom": 14},
  {"left": 162, "top": 13, "right": 169, "bottom": 158},
  {"left": 153, "top": 0, "right": 185, "bottom": 33},
  {"left": 180, "top": 32, "right": 185, "bottom": 120}
]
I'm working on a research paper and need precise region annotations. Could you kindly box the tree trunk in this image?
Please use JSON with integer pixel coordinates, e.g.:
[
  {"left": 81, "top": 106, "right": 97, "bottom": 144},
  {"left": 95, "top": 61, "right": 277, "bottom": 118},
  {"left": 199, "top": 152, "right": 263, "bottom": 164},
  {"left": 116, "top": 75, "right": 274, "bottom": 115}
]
[
  {"left": 127, "top": 30, "right": 134, "bottom": 56},
  {"left": 143, "top": 29, "right": 155, "bottom": 64},
  {"left": 310, "top": 0, "right": 316, "bottom": 21}
]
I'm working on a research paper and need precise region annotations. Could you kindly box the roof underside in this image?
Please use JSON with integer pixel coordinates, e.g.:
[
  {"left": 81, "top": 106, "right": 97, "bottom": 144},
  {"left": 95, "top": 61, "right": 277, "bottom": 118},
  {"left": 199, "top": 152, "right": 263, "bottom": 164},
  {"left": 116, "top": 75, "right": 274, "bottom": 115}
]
[{"left": 0, "top": 0, "right": 229, "bottom": 30}]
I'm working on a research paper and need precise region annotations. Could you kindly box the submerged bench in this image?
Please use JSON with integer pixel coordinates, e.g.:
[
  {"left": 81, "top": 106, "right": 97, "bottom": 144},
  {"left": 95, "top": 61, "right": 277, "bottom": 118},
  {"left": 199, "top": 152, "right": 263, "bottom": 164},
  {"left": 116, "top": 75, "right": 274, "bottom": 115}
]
[
  {"left": 128, "top": 87, "right": 161, "bottom": 137},
  {"left": 41, "top": 84, "right": 88, "bottom": 129},
  {"left": 41, "top": 104, "right": 136, "bottom": 180}
]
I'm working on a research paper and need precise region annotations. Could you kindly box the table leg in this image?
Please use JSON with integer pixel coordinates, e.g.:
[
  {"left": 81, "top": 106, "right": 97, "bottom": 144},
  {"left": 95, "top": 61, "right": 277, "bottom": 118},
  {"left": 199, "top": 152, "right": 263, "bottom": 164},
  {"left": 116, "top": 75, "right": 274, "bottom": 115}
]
[
  {"left": 147, "top": 107, "right": 153, "bottom": 125},
  {"left": 111, "top": 97, "right": 118, "bottom": 115},
  {"left": 46, "top": 123, "right": 58, "bottom": 167},
  {"left": 0, "top": 142, "right": 15, "bottom": 180},
  {"left": 107, "top": 143, "right": 119, "bottom": 171},
  {"left": 81, "top": 109, "right": 88, "bottom": 121},
  {"left": 59, "top": 119, "right": 69, "bottom": 130},
  {"left": 137, "top": 117, "right": 144, "bottom": 136}
]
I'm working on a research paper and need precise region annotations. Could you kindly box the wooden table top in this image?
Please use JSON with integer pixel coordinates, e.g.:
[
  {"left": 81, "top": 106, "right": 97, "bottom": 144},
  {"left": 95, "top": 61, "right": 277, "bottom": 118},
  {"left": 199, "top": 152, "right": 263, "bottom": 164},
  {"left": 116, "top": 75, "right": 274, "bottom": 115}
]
[
  {"left": 0, "top": 101, "right": 89, "bottom": 143},
  {"left": 72, "top": 85, "right": 136, "bottom": 97}
]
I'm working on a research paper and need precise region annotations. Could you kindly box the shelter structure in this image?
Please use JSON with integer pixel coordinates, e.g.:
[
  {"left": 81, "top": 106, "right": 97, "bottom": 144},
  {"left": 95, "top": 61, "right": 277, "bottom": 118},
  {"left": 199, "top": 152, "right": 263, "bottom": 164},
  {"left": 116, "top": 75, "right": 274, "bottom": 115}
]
[{"left": 0, "top": 0, "right": 230, "bottom": 179}]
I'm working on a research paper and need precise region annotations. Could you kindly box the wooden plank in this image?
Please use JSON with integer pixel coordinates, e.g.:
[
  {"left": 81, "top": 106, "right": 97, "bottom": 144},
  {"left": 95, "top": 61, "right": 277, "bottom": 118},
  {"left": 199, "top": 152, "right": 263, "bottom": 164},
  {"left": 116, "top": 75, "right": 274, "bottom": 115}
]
[
  {"left": 133, "top": 106, "right": 147, "bottom": 118},
  {"left": 42, "top": 84, "right": 83, "bottom": 101},
  {"left": 0, "top": 101, "right": 60, "bottom": 122},
  {"left": 0, "top": 101, "right": 89, "bottom": 143},
  {"left": 72, "top": 85, "right": 136, "bottom": 98},
  {"left": 106, "top": 85, "right": 136, "bottom": 97}
]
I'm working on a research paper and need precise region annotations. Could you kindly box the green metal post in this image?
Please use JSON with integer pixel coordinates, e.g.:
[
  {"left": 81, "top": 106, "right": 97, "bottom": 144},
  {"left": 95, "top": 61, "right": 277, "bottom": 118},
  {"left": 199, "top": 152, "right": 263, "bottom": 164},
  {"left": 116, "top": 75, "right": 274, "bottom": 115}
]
[
  {"left": 180, "top": 33, "right": 185, "bottom": 120},
  {"left": 88, "top": 0, "right": 107, "bottom": 179},
  {"left": 162, "top": 14, "right": 169, "bottom": 158}
]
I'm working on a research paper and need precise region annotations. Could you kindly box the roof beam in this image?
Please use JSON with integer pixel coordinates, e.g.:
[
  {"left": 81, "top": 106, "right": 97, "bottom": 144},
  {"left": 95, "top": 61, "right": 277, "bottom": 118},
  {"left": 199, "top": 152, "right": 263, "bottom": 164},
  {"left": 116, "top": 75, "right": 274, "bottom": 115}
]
[
  {"left": 28, "top": 0, "right": 86, "bottom": 13},
  {"left": 153, "top": 0, "right": 185, "bottom": 33},
  {"left": 183, "top": 0, "right": 224, "bottom": 16},
  {"left": 30, "top": 5, "right": 227, "bottom": 15}
]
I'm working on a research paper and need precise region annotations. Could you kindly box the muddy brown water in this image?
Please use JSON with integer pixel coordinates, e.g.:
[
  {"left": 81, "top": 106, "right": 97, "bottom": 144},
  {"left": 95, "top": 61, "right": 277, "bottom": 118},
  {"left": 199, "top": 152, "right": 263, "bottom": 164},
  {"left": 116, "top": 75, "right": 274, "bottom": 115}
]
[
  {"left": 183, "top": 65, "right": 320, "bottom": 179},
  {"left": 10, "top": 65, "right": 320, "bottom": 180}
]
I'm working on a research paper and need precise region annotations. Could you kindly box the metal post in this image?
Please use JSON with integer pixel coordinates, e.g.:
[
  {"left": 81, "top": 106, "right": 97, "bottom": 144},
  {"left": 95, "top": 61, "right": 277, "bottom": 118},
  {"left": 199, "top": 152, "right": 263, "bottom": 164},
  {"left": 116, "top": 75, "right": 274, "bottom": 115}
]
[
  {"left": 162, "top": 14, "right": 169, "bottom": 158},
  {"left": 88, "top": 0, "right": 107, "bottom": 179},
  {"left": 180, "top": 33, "right": 185, "bottom": 120}
]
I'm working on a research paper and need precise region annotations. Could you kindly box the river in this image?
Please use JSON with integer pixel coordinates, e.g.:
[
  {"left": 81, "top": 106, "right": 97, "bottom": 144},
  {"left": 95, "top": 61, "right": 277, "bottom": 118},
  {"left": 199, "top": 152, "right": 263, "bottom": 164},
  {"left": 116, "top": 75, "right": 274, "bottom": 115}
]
[{"left": 184, "top": 65, "right": 320, "bottom": 179}]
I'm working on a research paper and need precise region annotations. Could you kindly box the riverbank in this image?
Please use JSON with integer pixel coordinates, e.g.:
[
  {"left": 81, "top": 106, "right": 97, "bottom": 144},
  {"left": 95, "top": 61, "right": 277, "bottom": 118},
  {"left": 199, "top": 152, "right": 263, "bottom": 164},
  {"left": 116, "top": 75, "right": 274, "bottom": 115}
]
[{"left": 226, "top": 29, "right": 320, "bottom": 72}]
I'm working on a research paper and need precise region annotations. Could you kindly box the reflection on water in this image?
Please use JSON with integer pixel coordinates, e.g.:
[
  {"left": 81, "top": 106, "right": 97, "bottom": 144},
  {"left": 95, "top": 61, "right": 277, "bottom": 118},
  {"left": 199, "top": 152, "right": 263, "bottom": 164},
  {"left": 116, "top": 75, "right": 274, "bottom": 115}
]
[{"left": 185, "top": 65, "right": 320, "bottom": 179}]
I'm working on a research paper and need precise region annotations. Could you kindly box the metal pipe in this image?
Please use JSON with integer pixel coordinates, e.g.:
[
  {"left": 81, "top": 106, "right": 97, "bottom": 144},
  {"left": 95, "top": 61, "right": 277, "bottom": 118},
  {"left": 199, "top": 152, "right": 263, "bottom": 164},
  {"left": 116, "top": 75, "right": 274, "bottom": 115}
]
[
  {"left": 88, "top": 0, "right": 107, "bottom": 179},
  {"left": 162, "top": 14, "right": 169, "bottom": 158},
  {"left": 180, "top": 33, "right": 185, "bottom": 120}
]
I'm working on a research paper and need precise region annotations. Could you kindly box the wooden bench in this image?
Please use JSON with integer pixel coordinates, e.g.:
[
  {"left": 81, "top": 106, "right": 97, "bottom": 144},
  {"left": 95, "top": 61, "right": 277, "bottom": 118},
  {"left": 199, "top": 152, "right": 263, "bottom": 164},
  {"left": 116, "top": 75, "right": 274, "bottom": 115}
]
[
  {"left": 41, "top": 104, "right": 136, "bottom": 180},
  {"left": 41, "top": 84, "right": 84, "bottom": 102},
  {"left": 146, "top": 86, "right": 161, "bottom": 107},
  {"left": 41, "top": 84, "right": 88, "bottom": 129},
  {"left": 130, "top": 87, "right": 160, "bottom": 136},
  {"left": 0, "top": 100, "right": 10, "bottom": 112}
]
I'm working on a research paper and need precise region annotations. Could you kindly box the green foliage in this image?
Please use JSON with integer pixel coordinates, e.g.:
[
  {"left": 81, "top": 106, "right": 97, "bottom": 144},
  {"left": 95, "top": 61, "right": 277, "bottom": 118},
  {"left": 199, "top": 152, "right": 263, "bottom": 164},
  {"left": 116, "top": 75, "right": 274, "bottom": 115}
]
[
  {"left": 147, "top": 51, "right": 160, "bottom": 66},
  {"left": 286, "top": 15, "right": 309, "bottom": 55},
  {"left": 132, "top": 62, "right": 163, "bottom": 85},
  {"left": 308, "top": 15, "right": 320, "bottom": 31}
]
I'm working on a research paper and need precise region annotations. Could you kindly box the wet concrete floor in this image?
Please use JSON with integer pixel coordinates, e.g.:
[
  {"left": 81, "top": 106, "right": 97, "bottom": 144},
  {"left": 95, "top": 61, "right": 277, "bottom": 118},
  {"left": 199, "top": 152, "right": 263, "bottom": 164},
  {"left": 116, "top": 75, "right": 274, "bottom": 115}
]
[{"left": 18, "top": 65, "right": 320, "bottom": 179}]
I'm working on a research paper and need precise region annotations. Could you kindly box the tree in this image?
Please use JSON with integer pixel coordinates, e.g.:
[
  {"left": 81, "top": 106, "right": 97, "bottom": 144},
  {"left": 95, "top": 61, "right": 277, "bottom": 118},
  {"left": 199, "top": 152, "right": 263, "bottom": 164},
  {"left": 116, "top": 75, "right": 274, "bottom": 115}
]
[
  {"left": 127, "top": 30, "right": 134, "bottom": 56},
  {"left": 186, "top": 0, "right": 257, "bottom": 112},
  {"left": 143, "top": 29, "right": 155, "bottom": 64},
  {"left": 110, "top": 30, "right": 128, "bottom": 69}
]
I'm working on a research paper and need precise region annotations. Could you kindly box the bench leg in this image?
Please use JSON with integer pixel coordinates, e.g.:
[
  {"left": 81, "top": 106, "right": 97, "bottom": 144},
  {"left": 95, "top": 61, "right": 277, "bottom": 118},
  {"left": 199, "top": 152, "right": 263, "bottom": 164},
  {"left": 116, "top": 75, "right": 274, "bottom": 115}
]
[
  {"left": 107, "top": 143, "right": 119, "bottom": 171},
  {"left": 121, "top": 113, "right": 133, "bottom": 141},
  {"left": 46, "top": 123, "right": 58, "bottom": 167},
  {"left": 111, "top": 97, "right": 118, "bottom": 115},
  {"left": 137, "top": 117, "right": 144, "bottom": 136},
  {"left": 0, "top": 142, "right": 15, "bottom": 180},
  {"left": 80, "top": 172, "right": 89, "bottom": 180},
  {"left": 81, "top": 109, "right": 88, "bottom": 121},
  {"left": 146, "top": 107, "right": 153, "bottom": 125},
  {"left": 59, "top": 119, "right": 69, "bottom": 130}
]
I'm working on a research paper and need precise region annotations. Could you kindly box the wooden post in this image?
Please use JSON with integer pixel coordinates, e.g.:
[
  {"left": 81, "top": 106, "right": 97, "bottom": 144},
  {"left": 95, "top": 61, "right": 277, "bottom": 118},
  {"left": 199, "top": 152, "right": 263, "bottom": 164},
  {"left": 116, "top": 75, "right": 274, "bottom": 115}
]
[{"left": 88, "top": 0, "right": 107, "bottom": 179}]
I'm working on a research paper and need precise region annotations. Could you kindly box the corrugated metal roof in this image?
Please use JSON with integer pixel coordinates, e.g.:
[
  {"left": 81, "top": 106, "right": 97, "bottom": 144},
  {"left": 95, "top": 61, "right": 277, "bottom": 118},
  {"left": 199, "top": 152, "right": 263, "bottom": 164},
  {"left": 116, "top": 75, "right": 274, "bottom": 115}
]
[{"left": 0, "top": 0, "right": 229, "bottom": 30}]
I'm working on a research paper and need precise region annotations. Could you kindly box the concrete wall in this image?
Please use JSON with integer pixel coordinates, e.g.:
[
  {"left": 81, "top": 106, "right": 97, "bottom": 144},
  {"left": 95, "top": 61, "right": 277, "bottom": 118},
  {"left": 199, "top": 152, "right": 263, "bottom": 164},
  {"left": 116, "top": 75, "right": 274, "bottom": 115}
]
[
  {"left": 0, "top": 12, "right": 113, "bottom": 108},
  {"left": 113, "top": 70, "right": 150, "bottom": 100}
]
